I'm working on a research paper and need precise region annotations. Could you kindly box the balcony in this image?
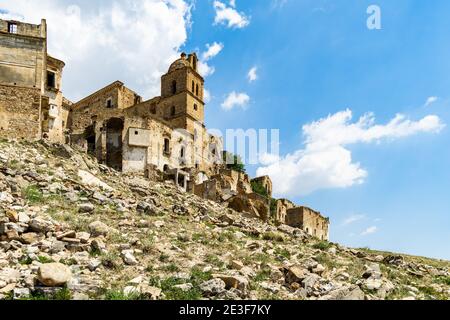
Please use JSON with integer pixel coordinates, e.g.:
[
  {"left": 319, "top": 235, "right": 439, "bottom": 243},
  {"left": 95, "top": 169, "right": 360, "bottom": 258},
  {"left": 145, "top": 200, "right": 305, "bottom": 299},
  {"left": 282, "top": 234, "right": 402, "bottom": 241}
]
[{"left": 48, "top": 105, "right": 59, "bottom": 118}]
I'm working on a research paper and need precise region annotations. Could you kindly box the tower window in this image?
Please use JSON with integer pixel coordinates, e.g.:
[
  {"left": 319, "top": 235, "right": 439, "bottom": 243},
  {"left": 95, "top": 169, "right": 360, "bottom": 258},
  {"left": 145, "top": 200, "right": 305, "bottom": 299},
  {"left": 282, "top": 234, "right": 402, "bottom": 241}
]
[
  {"left": 171, "top": 80, "right": 177, "bottom": 94},
  {"left": 171, "top": 106, "right": 176, "bottom": 116},
  {"left": 180, "top": 146, "right": 185, "bottom": 158},
  {"left": 192, "top": 81, "right": 195, "bottom": 93},
  {"left": 47, "top": 71, "right": 56, "bottom": 89},
  {"left": 196, "top": 84, "right": 199, "bottom": 96},
  {"left": 106, "top": 98, "right": 113, "bottom": 109},
  {"left": 194, "top": 103, "right": 198, "bottom": 111},
  {"left": 8, "top": 22, "right": 17, "bottom": 34}
]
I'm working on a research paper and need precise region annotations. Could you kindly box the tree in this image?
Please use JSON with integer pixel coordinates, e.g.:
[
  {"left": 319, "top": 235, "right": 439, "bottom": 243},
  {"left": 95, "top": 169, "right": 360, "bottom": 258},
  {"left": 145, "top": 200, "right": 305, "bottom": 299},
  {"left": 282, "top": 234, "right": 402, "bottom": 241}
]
[{"left": 222, "top": 151, "right": 246, "bottom": 173}]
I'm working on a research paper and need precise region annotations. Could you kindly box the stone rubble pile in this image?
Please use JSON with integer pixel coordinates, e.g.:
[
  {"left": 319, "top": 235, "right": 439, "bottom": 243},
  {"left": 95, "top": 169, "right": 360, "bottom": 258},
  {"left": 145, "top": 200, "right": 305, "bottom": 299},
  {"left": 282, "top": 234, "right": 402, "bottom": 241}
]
[{"left": 0, "top": 140, "right": 449, "bottom": 300}]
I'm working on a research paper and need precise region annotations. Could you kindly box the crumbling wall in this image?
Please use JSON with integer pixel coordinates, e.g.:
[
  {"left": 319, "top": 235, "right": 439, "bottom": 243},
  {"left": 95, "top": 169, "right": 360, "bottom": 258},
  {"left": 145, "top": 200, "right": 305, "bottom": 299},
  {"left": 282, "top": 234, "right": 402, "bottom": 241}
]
[
  {"left": 0, "top": 19, "right": 46, "bottom": 89},
  {"left": 275, "top": 199, "right": 295, "bottom": 224},
  {"left": 0, "top": 85, "right": 41, "bottom": 140},
  {"left": 286, "top": 207, "right": 329, "bottom": 240}
]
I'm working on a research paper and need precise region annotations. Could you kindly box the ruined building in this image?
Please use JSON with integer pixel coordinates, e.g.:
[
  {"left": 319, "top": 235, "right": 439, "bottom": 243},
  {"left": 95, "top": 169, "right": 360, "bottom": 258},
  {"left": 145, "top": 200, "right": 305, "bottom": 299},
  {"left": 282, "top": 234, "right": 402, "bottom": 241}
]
[
  {"left": 0, "top": 17, "right": 330, "bottom": 240},
  {"left": 285, "top": 206, "right": 330, "bottom": 241},
  {"left": 0, "top": 19, "right": 69, "bottom": 143}
]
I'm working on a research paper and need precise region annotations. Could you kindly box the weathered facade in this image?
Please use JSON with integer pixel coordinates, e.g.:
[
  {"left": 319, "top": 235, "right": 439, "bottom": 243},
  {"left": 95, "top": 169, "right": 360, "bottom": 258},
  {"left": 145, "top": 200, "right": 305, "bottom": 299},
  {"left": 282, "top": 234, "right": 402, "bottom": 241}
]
[
  {"left": 275, "top": 199, "right": 296, "bottom": 224},
  {"left": 0, "top": 18, "right": 66, "bottom": 143},
  {"left": 69, "top": 53, "right": 222, "bottom": 185},
  {"left": 286, "top": 206, "right": 330, "bottom": 240},
  {"left": 251, "top": 175, "right": 273, "bottom": 198}
]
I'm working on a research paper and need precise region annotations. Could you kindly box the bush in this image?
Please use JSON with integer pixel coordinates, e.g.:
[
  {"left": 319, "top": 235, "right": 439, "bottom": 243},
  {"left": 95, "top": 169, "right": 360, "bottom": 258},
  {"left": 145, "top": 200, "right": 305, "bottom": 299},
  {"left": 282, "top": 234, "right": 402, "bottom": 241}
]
[
  {"left": 262, "top": 232, "right": 285, "bottom": 242},
  {"left": 223, "top": 151, "right": 246, "bottom": 173},
  {"left": 251, "top": 180, "right": 268, "bottom": 198},
  {"left": 23, "top": 185, "right": 43, "bottom": 203},
  {"left": 312, "top": 241, "right": 333, "bottom": 251},
  {"left": 104, "top": 289, "right": 141, "bottom": 301}
]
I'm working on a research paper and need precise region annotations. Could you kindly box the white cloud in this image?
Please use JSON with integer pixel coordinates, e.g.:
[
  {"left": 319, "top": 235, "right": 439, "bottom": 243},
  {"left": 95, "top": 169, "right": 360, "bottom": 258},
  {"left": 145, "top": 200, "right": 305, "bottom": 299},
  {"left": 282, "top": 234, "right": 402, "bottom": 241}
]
[
  {"left": 213, "top": 1, "right": 250, "bottom": 29},
  {"left": 342, "top": 214, "right": 365, "bottom": 226},
  {"left": 0, "top": 0, "right": 191, "bottom": 101},
  {"left": 204, "top": 89, "right": 211, "bottom": 103},
  {"left": 424, "top": 96, "right": 438, "bottom": 107},
  {"left": 221, "top": 91, "right": 250, "bottom": 110},
  {"left": 361, "top": 226, "right": 378, "bottom": 236},
  {"left": 257, "top": 109, "right": 445, "bottom": 197},
  {"left": 198, "top": 42, "right": 223, "bottom": 77},
  {"left": 229, "top": 0, "right": 236, "bottom": 7},
  {"left": 198, "top": 62, "right": 216, "bottom": 77},
  {"left": 247, "top": 66, "right": 258, "bottom": 82},
  {"left": 202, "top": 42, "right": 224, "bottom": 61}
]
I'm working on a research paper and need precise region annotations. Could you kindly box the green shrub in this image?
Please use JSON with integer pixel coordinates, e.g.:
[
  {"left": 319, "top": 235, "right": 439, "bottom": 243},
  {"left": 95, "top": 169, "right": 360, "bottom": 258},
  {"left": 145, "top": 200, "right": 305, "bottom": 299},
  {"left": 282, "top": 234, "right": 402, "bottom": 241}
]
[
  {"left": 262, "top": 232, "right": 285, "bottom": 242},
  {"left": 251, "top": 180, "right": 268, "bottom": 198},
  {"left": 23, "top": 185, "right": 43, "bottom": 203},
  {"left": 223, "top": 151, "right": 246, "bottom": 173},
  {"left": 104, "top": 289, "right": 141, "bottom": 301},
  {"left": 312, "top": 241, "right": 332, "bottom": 251}
]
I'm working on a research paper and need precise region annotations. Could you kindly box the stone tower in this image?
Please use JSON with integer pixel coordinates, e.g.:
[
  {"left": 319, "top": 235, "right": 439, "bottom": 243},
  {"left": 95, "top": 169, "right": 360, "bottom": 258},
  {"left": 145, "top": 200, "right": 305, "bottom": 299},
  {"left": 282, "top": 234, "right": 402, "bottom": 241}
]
[{"left": 160, "top": 52, "right": 205, "bottom": 134}]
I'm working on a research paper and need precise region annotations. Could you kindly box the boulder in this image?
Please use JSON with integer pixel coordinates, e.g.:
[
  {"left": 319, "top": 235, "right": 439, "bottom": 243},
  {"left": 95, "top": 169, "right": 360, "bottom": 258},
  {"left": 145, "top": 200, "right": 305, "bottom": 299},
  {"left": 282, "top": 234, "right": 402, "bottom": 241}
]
[
  {"left": 200, "top": 278, "right": 226, "bottom": 296},
  {"left": 37, "top": 263, "right": 72, "bottom": 287},
  {"left": 121, "top": 250, "right": 138, "bottom": 266},
  {"left": 88, "top": 221, "right": 109, "bottom": 237},
  {"left": 29, "top": 218, "right": 54, "bottom": 233},
  {"left": 213, "top": 274, "right": 249, "bottom": 291},
  {"left": 78, "top": 202, "right": 95, "bottom": 213},
  {"left": 285, "top": 266, "right": 308, "bottom": 284},
  {"left": 20, "top": 232, "right": 40, "bottom": 244}
]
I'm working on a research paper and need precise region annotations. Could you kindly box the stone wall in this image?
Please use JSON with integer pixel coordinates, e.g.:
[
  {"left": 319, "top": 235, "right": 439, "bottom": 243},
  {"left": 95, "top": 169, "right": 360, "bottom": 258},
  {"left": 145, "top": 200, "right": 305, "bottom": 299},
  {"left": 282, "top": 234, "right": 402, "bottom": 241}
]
[
  {"left": 286, "top": 207, "right": 329, "bottom": 240},
  {"left": 275, "top": 199, "right": 295, "bottom": 224},
  {"left": 0, "top": 19, "right": 46, "bottom": 89},
  {"left": 0, "top": 85, "right": 41, "bottom": 140}
]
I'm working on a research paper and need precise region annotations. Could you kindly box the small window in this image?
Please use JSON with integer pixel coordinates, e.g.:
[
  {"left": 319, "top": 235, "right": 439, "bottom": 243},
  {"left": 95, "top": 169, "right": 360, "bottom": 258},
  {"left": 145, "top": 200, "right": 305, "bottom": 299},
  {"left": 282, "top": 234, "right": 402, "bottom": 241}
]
[
  {"left": 194, "top": 103, "right": 198, "bottom": 111},
  {"left": 171, "top": 106, "right": 176, "bottom": 116},
  {"left": 164, "top": 138, "right": 170, "bottom": 154},
  {"left": 8, "top": 23, "right": 17, "bottom": 34},
  {"left": 106, "top": 99, "right": 113, "bottom": 109},
  {"left": 196, "top": 84, "right": 199, "bottom": 96},
  {"left": 192, "top": 81, "right": 195, "bottom": 93},
  {"left": 47, "top": 71, "right": 56, "bottom": 89},
  {"left": 135, "top": 131, "right": 139, "bottom": 135},
  {"left": 180, "top": 147, "right": 185, "bottom": 158}
]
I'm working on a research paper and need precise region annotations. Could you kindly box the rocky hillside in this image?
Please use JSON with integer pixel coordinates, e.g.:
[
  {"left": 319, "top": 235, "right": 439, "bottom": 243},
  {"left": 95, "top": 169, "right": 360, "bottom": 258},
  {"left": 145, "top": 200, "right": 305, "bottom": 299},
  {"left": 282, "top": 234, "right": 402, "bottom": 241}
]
[{"left": 0, "top": 139, "right": 449, "bottom": 300}]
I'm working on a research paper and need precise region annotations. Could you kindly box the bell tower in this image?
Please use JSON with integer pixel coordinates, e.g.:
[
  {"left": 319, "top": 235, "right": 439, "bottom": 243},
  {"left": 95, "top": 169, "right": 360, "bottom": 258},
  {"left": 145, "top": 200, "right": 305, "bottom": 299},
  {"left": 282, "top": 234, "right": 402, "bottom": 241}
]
[{"left": 160, "top": 52, "right": 205, "bottom": 134}]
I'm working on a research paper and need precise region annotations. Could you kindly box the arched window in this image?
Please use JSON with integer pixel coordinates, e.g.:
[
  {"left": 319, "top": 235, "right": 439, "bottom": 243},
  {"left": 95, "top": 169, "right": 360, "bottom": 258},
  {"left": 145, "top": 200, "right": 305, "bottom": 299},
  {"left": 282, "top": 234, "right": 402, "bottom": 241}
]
[
  {"left": 171, "top": 106, "right": 176, "bottom": 116},
  {"left": 180, "top": 146, "right": 185, "bottom": 158},
  {"left": 196, "top": 84, "right": 199, "bottom": 96},
  {"left": 193, "top": 103, "right": 198, "bottom": 111},
  {"left": 171, "top": 80, "right": 177, "bottom": 94},
  {"left": 192, "top": 81, "right": 195, "bottom": 93}
]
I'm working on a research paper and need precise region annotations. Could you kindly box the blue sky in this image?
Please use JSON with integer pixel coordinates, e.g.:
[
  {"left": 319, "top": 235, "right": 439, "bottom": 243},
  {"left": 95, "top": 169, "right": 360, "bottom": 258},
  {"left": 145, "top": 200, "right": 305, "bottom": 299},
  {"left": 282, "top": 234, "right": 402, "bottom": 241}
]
[
  {"left": 2, "top": 0, "right": 449, "bottom": 260},
  {"left": 186, "top": 0, "right": 450, "bottom": 260}
]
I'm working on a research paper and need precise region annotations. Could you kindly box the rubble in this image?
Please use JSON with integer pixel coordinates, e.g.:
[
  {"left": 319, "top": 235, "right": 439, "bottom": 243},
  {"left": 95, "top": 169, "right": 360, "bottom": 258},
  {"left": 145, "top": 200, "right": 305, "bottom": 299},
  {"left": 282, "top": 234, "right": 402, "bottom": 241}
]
[{"left": 0, "top": 140, "right": 448, "bottom": 300}]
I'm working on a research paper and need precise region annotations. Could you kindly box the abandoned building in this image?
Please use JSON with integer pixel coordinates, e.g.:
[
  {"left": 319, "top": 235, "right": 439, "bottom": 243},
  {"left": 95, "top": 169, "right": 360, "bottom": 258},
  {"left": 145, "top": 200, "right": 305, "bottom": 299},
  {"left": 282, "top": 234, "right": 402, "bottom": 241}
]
[
  {"left": 0, "top": 19, "right": 69, "bottom": 143},
  {"left": 0, "top": 17, "right": 330, "bottom": 240},
  {"left": 275, "top": 199, "right": 296, "bottom": 224},
  {"left": 285, "top": 206, "right": 330, "bottom": 241}
]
